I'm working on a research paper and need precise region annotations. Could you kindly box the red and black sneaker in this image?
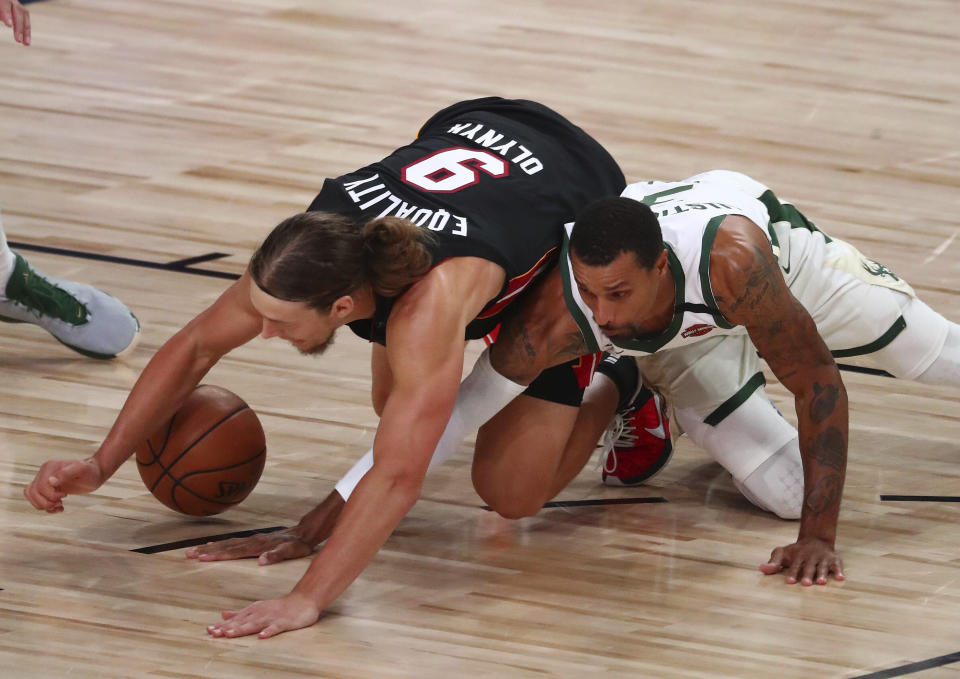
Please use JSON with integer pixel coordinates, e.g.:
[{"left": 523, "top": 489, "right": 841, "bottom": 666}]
[{"left": 600, "top": 384, "right": 673, "bottom": 486}]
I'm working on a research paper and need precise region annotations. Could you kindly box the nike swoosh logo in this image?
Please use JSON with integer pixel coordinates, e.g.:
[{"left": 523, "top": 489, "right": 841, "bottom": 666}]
[
  {"left": 644, "top": 394, "right": 667, "bottom": 439},
  {"left": 770, "top": 244, "right": 790, "bottom": 274},
  {"left": 771, "top": 222, "right": 791, "bottom": 274}
]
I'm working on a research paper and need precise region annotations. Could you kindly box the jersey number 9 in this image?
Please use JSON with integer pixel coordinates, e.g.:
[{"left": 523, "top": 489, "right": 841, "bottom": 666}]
[{"left": 402, "top": 147, "right": 508, "bottom": 194}]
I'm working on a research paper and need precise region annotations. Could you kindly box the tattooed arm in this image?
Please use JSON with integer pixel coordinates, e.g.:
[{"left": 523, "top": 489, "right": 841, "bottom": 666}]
[
  {"left": 710, "top": 215, "right": 847, "bottom": 585},
  {"left": 490, "top": 266, "right": 588, "bottom": 383}
]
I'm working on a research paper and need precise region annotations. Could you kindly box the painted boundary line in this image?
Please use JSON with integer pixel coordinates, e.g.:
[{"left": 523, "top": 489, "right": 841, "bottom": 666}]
[
  {"left": 9, "top": 241, "right": 239, "bottom": 280},
  {"left": 482, "top": 497, "right": 667, "bottom": 511},
  {"left": 851, "top": 651, "right": 960, "bottom": 678},
  {"left": 880, "top": 495, "right": 960, "bottom": 502},
  {"left": 132, "top": 526, "right": 286, "bottom": 554}
]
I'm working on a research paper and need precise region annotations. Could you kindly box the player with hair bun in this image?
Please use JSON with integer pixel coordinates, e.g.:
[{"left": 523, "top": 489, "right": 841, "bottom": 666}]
[{"left": 25, "top": 97, "right": 626, "bottom": 639}]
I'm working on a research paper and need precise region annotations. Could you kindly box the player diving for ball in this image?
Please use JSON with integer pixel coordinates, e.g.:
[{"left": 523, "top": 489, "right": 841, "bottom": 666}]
[
  {"left": 184, "top": 168, "right": 960, "bottom": 594},
  {"left": 24, "top": 97, "right": 633, "bottom": 638},
  {"left": 27, "top": 96, "right": 960, "bottom": 635}
]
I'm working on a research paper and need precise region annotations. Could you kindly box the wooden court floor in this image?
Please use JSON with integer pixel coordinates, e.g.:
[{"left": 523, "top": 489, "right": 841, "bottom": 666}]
[{"left": 1, "top": 1, "right": 959, "bottom": 677}]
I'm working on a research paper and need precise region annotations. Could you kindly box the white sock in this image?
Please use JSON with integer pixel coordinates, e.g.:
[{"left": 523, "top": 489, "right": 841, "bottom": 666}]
[
  {"left": 335, "top": 347, "right": 527, "bottom": 500},
  {"left": 0, "top": 205, "right": 16, "bottom": 291}
]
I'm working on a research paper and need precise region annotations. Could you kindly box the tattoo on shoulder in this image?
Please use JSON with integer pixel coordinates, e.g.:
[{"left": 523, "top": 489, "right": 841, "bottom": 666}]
[
  {"left": 718, "top": 245, "right": 783, "bottom": 317},
  {"left": 809, "top": 382, "right": 840, "bottom": 424}
]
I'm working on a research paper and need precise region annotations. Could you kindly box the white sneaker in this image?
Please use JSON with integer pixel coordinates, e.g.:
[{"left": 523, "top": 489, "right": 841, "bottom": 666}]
[{"left": 0, "top": 253, "right": 140, "bottom": 359}]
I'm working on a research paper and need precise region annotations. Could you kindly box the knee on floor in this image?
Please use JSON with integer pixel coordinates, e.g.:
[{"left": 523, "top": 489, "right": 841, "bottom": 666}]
[{"left": 473, "top": 476, "right": 546, "bottom": 519}]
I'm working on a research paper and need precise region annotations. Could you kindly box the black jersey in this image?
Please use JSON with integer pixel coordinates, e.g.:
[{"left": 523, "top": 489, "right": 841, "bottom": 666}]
[{"left": 305, "top": 97, "right": 625, "bottom": 344}]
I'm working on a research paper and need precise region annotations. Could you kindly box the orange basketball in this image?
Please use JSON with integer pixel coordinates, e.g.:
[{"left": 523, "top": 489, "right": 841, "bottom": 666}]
[{"left": 135, "top": 385, "right": 266, "bottom": 516}]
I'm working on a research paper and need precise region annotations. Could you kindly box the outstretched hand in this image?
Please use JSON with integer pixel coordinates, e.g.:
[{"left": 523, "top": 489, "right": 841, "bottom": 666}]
[
  {"left": 207, "top": 592, "right": 322, "bottom": 639},
  {"left": 1, "top": 0, "right": 30, "bottom": 45},
  {"left": 185, "top": 490, "right": 345, "bottom": 564},
  {"left": 185, "top": 529, "right": 315, "bottom": 565},
  {"left": 759, "top": 537, "right": 845, "bottom": 585}
]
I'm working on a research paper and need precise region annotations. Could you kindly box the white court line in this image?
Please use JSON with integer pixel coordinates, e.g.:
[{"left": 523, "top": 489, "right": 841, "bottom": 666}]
[
  {"left": 923, "top": 229, "right": 958, "bottom": 264},
  {"left": 896, "top": 150, "right": 960, "bottom": 169}
]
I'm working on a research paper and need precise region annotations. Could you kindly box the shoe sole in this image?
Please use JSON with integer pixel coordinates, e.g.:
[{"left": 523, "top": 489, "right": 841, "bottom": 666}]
[{"left": 1, "top": 311, "right": 141, "bottom": 360}]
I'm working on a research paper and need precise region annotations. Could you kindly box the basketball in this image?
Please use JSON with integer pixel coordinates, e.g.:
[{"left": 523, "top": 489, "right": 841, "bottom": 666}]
[{"left": 135, "top": 385, "right": 266, "bottom": 516}]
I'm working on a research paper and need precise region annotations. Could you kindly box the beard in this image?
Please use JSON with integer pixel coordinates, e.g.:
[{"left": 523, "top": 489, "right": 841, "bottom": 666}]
[
  {"left": 297, "top": 331, "right": 335, "bottom": 356},
  {"left": 601, "top": 323, "right": 649, "bottom": 342}
]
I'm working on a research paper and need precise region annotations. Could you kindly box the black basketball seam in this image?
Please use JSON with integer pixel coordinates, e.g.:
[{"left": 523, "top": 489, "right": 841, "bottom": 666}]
[
  {"left": 170, "top": 446, "right": 267, "bottom": 508},
  {"left": 137, "top": 384, "right": 218, "bottom": 467},
  {"left": 151, "top": 404, "right": 249, "bottom": 493},
  {"left": 144, "top": 404, "right": 250, "bottom": 494},
  {"left": 174, "top": 446, "right": 267, "bottom": 483},
  {"left": 142, "top": 413, "right": 179, "bottom": 467},
  {"left": 139, "top": 384, "right": 218, "bottom": 467},
  {"left": 170, "top": 484, "right": 185, "bottom": 514}
]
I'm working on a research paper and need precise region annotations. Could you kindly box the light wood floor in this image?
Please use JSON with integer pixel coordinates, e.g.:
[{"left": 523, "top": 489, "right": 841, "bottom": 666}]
[{"left": 2, "top": 1, "right": 960, "bottom": 677}]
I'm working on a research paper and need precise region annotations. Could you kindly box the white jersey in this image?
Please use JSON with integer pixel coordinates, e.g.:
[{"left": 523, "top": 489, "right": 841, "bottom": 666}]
[
  {"left": 561, "top": 170, "right": 914, "bottom": 358},
  {"left": 561, "top": 170, "right": 946, "bottom": 494}
]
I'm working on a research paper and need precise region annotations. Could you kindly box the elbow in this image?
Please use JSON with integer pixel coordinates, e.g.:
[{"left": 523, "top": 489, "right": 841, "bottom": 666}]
[
  {"left": 798, "top": 382, "right": 848, "bottom": 428},
  {"left": 384, "top": 471, "right": 423, "bottom": 512},
  {"left": 798, "top": 363, "right": 848, "bottom": 408},
  {"left": 167, "top": 327, "right": 220, "bottom": 377}
]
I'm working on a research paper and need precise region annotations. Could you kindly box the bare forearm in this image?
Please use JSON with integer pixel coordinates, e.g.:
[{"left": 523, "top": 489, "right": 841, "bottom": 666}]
[
  {"left": 290, "top": 259, "right": 484, "bottom": 607},
  {"left": 291, "top": 468, "right": 420, "bottom": 608},
  {"left": 795, "top": 372, "right": 848, "bottom": 546},
  {"left": 93, "top": 333, "right": 218, "bottom": 478},
  {"left": 291, "top": 362, "right": 450, "bottom": 607}
]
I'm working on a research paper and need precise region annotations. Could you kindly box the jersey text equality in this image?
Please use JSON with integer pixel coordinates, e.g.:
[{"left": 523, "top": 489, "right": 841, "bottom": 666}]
[
  {"left": 340, "top": 123, "right": 545, "bottom": 237},
  {"left": 341, "top": 174, "right": 471, "bottom": 237}
]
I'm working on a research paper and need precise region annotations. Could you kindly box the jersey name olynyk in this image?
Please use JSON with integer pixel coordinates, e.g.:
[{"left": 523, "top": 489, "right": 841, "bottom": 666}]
[{"left": 340, "top": 121, "right": 545, "bottom": 238}]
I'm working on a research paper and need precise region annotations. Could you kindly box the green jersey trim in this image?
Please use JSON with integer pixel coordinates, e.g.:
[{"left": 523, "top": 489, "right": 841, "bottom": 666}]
[
  {"left": 638, "top": 184, "right": 695, "bottom": 206},
  {"left": 560, "top": 230, "right": 602, "bottom": 354},
  {"left": 758, "top": 189, "right": 832, "bottom": 244},
  {"left": 698, "top": 215, "right": 735, "bottom": 330},
  {"left": 704, "top": 372, "right": 767, "bottom": 426},
  {"left": 830, "top": 315, "right": 906, "bottom": 358}
]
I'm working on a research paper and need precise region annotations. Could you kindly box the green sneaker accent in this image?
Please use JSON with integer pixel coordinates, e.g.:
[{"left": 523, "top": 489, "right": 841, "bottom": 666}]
[{"left": 1, "top": 253, "right": 89, "bottom": 326}]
